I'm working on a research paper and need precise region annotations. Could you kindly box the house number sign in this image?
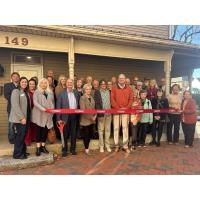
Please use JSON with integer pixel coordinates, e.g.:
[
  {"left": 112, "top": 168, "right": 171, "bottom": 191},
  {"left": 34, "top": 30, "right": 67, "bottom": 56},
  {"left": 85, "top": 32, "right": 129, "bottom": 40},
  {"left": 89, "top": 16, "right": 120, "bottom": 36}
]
[{"left": 4, "top": 36, "right": 29, "bottom": 46}]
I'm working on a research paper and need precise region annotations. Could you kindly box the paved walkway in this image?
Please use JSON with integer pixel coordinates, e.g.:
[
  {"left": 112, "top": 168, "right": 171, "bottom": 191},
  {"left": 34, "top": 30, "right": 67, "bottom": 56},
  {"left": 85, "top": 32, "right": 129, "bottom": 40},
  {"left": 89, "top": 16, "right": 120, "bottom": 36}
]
[{"left": 1, "top": 140, "right": 200, "bottom": 175}]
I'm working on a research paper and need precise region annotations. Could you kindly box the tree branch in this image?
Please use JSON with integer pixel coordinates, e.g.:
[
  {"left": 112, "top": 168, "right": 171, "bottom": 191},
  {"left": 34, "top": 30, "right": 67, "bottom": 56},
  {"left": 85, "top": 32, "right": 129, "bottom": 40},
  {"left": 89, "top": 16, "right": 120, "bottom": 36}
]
[{"left": 180, "top": 25, "right": 193, "bottom": 41}]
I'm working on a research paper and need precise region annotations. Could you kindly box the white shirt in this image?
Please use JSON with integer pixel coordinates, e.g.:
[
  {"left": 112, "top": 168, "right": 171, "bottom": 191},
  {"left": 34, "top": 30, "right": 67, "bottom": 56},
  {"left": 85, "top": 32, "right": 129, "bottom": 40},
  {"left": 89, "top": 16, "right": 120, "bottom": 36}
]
[{"left": 67, "top": 90, "right": 77, "bottom": 109}]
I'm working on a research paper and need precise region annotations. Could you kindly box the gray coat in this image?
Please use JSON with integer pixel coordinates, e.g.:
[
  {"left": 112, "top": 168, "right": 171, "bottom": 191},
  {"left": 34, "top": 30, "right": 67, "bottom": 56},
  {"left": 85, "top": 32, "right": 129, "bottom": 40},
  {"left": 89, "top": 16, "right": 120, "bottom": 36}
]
[
  {"left": 32, "top": 89, "right": 54, "bottom": 129},
  {"left": 9, "top": 89, "right": 29, "bottom": 123},
  {"left": 80, "top": 95, "right": 96, "bottom": 126}
]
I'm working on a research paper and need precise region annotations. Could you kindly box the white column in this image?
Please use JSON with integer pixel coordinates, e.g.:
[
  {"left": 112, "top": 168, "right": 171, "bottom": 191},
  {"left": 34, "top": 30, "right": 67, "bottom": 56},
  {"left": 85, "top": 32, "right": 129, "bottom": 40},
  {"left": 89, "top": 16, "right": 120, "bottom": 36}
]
[
  {"left": 164, "top": 50, "right": 174, "bottom": 96},
  {"left": 164, "top": 61, "right": 171, "bottom": 96},
  {"left": 68, "top": 36, "right": 75, "bottom": 80},
  {"left": 188, "top": 69, "right": 194, "bottom": 91}
]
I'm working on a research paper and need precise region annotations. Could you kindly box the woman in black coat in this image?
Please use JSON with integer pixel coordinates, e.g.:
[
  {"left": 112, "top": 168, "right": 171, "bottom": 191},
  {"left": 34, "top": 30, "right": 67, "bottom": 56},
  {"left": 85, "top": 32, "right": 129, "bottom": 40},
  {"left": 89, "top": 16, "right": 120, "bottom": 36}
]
[{"left": 150, "top": 89, "right": 169, "bottom": 146}]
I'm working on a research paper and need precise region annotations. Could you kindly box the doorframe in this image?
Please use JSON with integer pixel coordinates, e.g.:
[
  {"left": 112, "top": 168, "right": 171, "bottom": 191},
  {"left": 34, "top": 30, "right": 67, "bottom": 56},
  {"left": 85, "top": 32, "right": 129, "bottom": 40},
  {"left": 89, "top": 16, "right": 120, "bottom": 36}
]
[{"left": 10, "top": 51, "right": 44, "bottom": 78}]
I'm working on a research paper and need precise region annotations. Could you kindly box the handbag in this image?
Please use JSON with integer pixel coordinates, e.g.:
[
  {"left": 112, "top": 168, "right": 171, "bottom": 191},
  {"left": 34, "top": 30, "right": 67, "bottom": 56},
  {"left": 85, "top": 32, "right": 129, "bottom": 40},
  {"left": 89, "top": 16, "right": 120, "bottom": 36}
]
[{"left": 48, "top": 128, "right": 56, "bottom": 144}]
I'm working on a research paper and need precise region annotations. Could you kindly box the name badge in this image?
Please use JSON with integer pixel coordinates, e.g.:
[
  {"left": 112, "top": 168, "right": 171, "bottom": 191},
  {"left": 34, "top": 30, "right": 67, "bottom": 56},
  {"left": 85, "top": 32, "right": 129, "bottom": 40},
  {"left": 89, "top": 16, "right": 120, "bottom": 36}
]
[{"left": 20, "top": 93, "right": 25, "bottom": 97}]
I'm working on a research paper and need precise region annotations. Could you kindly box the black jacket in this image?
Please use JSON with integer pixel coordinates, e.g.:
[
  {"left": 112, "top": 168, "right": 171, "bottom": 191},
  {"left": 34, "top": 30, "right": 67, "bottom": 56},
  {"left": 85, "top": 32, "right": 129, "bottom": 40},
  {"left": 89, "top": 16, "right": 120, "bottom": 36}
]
[
  {"left": 151, "top": 97, "right": 169, "bottom": 121},
  {"left": 94, "top": 89, "right": 104, "bottom": 117},
  {"left": 4, "top": 82, "right": 18, "bottom": 115}
]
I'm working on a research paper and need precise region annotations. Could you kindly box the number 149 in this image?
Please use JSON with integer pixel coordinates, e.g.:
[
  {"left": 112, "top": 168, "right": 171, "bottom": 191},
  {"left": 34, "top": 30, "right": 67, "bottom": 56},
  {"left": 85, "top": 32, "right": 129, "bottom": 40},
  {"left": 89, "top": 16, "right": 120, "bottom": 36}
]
[{"left": 5, "top": 36, "right": 28, "bottom": 46}]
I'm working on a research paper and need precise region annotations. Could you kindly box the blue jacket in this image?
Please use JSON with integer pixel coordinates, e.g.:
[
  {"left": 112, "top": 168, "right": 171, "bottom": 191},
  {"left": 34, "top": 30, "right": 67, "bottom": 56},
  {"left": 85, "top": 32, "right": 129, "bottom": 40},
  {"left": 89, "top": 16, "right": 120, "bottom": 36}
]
[{"left": 56, "top": 89, "right": 80, "bottom": 122}]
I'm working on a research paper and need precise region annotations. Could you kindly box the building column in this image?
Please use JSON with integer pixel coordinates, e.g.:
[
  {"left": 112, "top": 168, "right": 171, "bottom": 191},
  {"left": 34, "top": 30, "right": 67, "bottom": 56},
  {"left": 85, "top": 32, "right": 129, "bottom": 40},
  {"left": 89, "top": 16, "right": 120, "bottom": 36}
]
[
  {"left": 164, "top": 60, "right": 172, "bottom": 96},
  {"left": 68, "top": 36, "right": 75, "bottom": 79},
  {"left": 164, "top": 50, "right": 174, "bottom": 96},
  {"left": 188, "top": 69, "right": 194, "bottom": 91}
]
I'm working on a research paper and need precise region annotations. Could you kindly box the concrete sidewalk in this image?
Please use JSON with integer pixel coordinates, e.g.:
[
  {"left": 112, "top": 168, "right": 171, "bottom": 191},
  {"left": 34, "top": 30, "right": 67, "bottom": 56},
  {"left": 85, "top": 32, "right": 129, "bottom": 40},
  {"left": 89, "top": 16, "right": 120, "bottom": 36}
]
[
  {"left": 0, "top": 153, "right": 55, "bottom": 172},
  {"left": 2, "top": 140, "right": 200, "bottom": 175}
]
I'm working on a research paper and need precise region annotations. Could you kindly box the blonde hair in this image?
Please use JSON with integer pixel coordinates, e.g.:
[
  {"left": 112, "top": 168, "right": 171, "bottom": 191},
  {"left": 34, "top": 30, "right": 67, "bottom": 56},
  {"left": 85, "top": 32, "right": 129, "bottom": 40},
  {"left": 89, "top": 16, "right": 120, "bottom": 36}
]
[
  {"left": 83, "top": 84, "right": 92, "bottom": 91},
  {"left": 58, "top": 75, "right": 67, "bottom": 87},
  {"left": 37, "top": 78, "right": 52, "bottom": 93},
  {"left": 149, "top": 79, "right": 157, "bottom": 87}
]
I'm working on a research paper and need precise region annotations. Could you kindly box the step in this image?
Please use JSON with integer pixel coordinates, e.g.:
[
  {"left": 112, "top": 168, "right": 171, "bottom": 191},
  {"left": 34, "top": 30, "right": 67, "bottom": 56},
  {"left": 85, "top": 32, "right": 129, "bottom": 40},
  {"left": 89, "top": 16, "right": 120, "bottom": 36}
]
[
  {"left": 1, "top": 124, "right": 200, "bottom": 157},
  {"left": 0, "top": 153, "right": 55, "bottom": 172},
  {"left": 0, "top": 135, "right": 156, "bottom": 157}
]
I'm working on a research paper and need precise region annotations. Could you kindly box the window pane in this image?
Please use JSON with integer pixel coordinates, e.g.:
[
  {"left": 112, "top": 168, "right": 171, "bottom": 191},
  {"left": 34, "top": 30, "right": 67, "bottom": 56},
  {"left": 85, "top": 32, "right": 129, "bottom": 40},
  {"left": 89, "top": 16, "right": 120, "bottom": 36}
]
[{"left": 13, "top": 54, "right": 42, "bottom": 64}]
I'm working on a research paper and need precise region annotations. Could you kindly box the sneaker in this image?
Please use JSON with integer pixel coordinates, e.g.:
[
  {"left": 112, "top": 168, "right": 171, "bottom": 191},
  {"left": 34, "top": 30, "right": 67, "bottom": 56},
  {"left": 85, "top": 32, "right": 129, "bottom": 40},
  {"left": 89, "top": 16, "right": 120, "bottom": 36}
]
[
  {"left": 143, "top": 144, "right": 147, "bottom": 148},
  {"left": 138, "top": 145, "right": 142, "bottom": 148},
  {"left": 100, "top": 147, "right": 104, "bottom": 153},
  {"left": 168, "top": 142, "right": 173, "bottom": 145},
  {"left": 106, "top": 147, "right": 112, "bottom": 153},
  {"left": 174, "top": 142, "right": 179, "bottom": 145},
  {"left": 115, "top": 147, "right": 120, "bottom": 152},
  {"left": 184, "top": 145, "right": 190, "bottom": 148}
]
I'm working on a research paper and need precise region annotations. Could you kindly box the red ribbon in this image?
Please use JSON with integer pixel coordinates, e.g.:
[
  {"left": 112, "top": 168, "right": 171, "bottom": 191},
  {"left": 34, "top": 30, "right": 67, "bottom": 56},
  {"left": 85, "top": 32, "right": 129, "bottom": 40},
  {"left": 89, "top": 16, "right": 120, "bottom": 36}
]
[{"left": 46, "top": 108, "right": 181, "bottom": 114}]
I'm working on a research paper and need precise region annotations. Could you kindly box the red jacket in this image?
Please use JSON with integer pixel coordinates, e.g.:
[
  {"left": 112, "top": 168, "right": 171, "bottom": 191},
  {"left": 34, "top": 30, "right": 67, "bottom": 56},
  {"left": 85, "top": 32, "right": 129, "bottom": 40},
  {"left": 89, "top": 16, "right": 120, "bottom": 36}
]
[
  {"left": 181, "top": 98, "right": 197, "bottom": 124},
  {"left": 111, "top": 84, "right": 133, "bottom": 109}
]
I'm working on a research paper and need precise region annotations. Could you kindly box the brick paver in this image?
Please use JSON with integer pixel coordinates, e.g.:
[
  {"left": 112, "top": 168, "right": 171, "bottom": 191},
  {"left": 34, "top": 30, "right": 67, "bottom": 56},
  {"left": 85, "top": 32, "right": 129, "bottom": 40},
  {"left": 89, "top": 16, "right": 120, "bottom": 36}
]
[{"left": 1, "top": 140, "right": 200, "bottom": 175}]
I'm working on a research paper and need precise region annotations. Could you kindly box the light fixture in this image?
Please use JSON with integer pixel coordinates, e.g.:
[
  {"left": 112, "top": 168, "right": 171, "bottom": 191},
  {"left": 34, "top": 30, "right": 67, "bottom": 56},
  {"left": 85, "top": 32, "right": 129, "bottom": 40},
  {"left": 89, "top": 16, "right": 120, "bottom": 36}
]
[{"left": 27, "top": 56, "right": 32, "bottom": 59}]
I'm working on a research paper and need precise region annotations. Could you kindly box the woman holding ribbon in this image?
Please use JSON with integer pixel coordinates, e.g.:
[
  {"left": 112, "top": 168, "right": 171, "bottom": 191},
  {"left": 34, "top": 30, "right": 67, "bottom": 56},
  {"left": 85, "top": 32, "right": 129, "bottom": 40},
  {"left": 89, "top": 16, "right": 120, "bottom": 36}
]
[
  {"left": 80, "top": 84, "right": 97, "bottom": 155},
  {"left": 32, "top": 78, "right": 54, "bottom": 156},
  {"left": 150, "top": 89, "right": 169, "bottom": 146}
]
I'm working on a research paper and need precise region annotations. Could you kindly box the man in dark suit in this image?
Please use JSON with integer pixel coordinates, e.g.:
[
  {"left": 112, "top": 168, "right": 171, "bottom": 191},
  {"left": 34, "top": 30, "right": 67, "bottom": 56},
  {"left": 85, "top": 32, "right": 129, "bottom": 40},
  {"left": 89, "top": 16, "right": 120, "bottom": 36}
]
[
  {"left": 4, "top": 72, "right": 20, "bottom": 144},
  {"left": 56, "top": 78, "right": 80, "bottom": 157},
  {"left": 159, "top": 78, "right": 166, "bottom": 96},
  {"left": 47, "top": 69, "right": 58, "bottom": 87}
]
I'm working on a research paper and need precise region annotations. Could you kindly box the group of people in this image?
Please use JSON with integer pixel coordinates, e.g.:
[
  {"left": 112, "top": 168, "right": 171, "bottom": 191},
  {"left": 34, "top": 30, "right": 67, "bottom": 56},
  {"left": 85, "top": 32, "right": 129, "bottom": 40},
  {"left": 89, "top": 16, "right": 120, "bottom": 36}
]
[{"left": 3, "top": 70, "right": 198, "bottom": 159}]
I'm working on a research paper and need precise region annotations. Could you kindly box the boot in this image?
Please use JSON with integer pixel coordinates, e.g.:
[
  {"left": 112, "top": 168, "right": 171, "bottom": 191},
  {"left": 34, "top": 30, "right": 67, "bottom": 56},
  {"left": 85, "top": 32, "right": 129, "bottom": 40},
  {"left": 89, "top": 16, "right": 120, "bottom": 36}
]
[
  {"left": 40, "top": 146, "right": 49, "bottom": 154},
  {"left": 36, "top": 147, "right": 41, "bottom": 156}
]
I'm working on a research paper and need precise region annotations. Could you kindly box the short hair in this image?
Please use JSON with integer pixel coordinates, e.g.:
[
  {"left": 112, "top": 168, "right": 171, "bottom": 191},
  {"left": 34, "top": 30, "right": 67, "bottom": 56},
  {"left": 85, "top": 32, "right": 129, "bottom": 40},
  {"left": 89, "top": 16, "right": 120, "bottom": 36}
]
[
  {"left": 118, "top": 74, "right": 126, "bottom": 79},
  {"left": 83, "top": 84, "right": 92, "bottom": 91},
  {"left": 137, "top": 81, "right": 143, "bottom": 85},
  {"left": 66, "top": 78, "right": 73, "bottom": 82},
  {"left": 171, "top": 84, "right": 180, "bottom": 90},
  {"left": 99, "top": 79, "right": 107, "bottom": 85},
  {"left": 139, "top": 89, "right": 147, "bottom": 95},
  {"left": 47, "top": 76, "right": 53, "bottom": 81},
  {"left": 11, "top": 72, "right": 20, "bottom": 77},
  {"left": 183, "top": 90, "right": 191, "bottom": 95}
]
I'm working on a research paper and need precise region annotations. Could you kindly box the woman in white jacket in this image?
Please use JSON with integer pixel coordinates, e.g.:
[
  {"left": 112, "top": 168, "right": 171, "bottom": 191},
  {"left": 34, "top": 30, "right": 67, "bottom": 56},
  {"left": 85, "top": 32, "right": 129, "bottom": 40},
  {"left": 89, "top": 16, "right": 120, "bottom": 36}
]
[{"left": 32, "top": 78, "right": 54, "bottom": 156}]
